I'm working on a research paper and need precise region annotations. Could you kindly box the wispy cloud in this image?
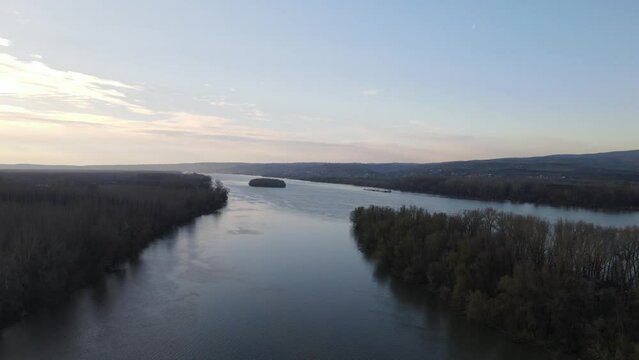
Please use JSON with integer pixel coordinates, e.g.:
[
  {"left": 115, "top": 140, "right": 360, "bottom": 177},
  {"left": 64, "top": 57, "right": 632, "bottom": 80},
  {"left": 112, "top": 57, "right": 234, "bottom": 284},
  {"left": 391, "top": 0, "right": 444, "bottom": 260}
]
[
  {"left": 0, "top": 104, "right": 282, "bottom": 141},
  {"left": 297, "top": 114, "right": 335, "bottom": 124},
  {"left": 194, "top": 95, "right": 267, "bottom": 120},
  {"left": 0, "top": 38, "right": 572, "bottom": 165},
  {"left": 0, "top": 37, "right": 10, "bottom": 47},
  {"left": 362, "top": 88, "right": 382, "bottom": 96},
  {"left": 0, "top": 53, "right": 152, "bottom": 115},
  {"left": 0, "top": 104, "right": 456, "bottom": 164},
  {"left": 13, "top": 11, "right": 30, "bottom": 24}
]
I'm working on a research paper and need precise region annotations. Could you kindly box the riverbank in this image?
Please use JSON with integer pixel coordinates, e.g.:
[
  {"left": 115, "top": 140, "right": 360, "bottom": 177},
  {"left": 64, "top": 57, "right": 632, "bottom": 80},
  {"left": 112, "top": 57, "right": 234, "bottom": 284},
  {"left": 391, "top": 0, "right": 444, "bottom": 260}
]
[
  {"left": 0, "top": 171, "right": 228, "bottom": 329},
  {"left": 351, "top": 205, "right": 639, "bottom": 359},
  {"left": 258, "top": 175, "right": 639, "bottom": 212}
]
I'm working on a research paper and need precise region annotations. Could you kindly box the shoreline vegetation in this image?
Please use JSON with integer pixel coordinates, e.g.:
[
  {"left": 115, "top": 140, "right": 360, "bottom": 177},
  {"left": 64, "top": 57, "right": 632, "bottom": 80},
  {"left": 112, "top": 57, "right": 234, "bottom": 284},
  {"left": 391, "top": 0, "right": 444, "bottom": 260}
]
[
  {"left": 363, "top": 188, "right": 392, "bottom": 193},
  {"left": 248, "top": 178, "right": 286, "bottom": 188},
  {"left": 351, "top": 206, "right": 639, "bottom": 359},
  {"left": 0, "top": 171, "right": 228, "bottom": 329},
  {"left": 282, "top": 175, "right": 639, "bottom": 211},
  {"left": 3, "top": 150, "right": 638, "bottom": 211}
]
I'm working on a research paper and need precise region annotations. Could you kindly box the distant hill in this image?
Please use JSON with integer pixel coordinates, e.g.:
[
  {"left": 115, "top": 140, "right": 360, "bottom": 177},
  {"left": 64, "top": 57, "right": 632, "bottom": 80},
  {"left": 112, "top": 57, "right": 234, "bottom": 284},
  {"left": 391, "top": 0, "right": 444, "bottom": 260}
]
[
  {"left": 407, "top": 150, "right": 639, "bottom": 181},
  {"left": 2, "top": 149, "right": 639, "bottom": 182}
]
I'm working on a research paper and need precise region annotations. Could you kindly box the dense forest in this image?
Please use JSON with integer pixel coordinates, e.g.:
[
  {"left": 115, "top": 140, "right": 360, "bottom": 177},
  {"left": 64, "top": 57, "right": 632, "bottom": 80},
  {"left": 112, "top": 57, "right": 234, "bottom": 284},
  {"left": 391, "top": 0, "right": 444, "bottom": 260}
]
[
  {"left": 351, "top": 206, "right": 639, "bottom": 359},
  {"left": 311, "top": 176, "right": 639, "bottom": 211},
  {"left": 0, "top": 171, "right": 228, "bottom": 328}
]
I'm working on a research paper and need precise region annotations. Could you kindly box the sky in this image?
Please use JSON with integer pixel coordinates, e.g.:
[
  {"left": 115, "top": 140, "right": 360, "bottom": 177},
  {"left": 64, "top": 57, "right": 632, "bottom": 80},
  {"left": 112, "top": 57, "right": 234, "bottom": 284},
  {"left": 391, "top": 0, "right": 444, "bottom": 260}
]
[{"left": 0, "top": 1, "right": 638, "bottom": 164}]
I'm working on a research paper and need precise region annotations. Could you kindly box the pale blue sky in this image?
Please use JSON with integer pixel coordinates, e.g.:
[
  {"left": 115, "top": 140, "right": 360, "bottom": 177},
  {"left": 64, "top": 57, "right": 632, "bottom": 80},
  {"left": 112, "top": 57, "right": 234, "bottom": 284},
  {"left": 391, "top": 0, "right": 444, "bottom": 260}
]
[{"left": 0, "top": 1, "right": 637, "bottom": 164}]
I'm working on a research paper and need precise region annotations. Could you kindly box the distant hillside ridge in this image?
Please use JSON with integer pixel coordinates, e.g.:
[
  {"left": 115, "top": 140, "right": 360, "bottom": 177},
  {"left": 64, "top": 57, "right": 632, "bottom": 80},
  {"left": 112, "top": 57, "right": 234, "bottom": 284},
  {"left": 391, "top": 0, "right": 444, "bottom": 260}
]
[{"left": 2, "top": 149, "right": 637, "bottom": 181}]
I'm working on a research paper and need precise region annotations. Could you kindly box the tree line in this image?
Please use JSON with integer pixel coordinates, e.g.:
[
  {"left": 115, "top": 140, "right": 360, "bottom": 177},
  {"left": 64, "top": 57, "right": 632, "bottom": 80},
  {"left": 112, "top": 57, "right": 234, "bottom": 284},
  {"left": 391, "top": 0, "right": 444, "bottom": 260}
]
[
  {"left": 295, "top": 175, "right": 639, "bottom": 211},
  {"left": 351, "top": 205, "right": 639, "bottom": 359},
  {"left": 0, "top": 171, "right": 228, "bottom": 329}
]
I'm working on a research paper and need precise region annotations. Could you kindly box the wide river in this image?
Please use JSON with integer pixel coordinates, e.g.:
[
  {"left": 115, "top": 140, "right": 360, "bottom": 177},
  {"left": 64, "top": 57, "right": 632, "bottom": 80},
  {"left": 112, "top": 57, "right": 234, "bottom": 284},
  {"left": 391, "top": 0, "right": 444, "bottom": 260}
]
[{"left": 2, "top": 174, "right": 638, "bottom": 360}]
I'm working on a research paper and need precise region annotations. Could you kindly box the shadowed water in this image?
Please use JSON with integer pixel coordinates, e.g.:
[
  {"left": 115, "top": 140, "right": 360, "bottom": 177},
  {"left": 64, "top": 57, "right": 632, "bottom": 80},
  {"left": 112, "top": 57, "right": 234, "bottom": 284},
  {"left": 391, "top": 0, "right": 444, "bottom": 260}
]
[{"left": 1, "top": 174, "right": 635, "bottom": 359}]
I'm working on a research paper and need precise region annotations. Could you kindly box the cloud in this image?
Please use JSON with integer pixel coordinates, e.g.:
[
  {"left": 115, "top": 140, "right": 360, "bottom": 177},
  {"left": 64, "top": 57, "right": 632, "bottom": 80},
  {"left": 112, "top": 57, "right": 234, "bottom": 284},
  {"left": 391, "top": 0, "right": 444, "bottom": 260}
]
[
  {"left": 0, "top": 102, "right": 463, "bottom": 164},
  {"left": 0, "top": 102, "right": 590, "bottom": 164},
  {"left": 296, "top": 114, "right": 336, "bottom": 124},
  {"left": 0, "top": 38, "right": 588, "bottom": 165},
  {"left": 194, "top": 95, "right": 267, "bottom": 120},
  {"left": 0, "top": 107, "right": 441, "bottom": 164},
  {"left": 362, "top": 88, "right": 382, "bottom": 96},
  {"left": 13, "top": 11, "right": 30, "bottom": 24},
  {"left": 0, "top": 53, "right": 152, "bottom": 115},
  {"left": 0, "top": 37, "right": 10, "bottom": 47},
  {"left": 0, "top": 105, "right": 286, "bottom": 143}
]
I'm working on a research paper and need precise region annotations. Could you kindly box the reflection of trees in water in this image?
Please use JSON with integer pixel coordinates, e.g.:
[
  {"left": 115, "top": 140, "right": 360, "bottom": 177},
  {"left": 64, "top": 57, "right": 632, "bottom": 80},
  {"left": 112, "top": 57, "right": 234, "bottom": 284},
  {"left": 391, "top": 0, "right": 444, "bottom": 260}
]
[
  {"left": 352, "top": 224, "right": 560, "bottom": 360},
  {"left": 0, "top": 210, "right": 225, "bottom": 349},
  {"left": 0, "top": 172, "right": 229, "bottom": 329}
]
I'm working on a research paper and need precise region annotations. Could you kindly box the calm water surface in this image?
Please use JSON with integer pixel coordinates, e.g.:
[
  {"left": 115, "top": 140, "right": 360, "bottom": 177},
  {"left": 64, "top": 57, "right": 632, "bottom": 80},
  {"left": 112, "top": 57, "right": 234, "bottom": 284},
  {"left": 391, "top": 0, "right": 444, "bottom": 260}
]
[{"left": 2, "top": 174, "right": 637, "bottom": 360}]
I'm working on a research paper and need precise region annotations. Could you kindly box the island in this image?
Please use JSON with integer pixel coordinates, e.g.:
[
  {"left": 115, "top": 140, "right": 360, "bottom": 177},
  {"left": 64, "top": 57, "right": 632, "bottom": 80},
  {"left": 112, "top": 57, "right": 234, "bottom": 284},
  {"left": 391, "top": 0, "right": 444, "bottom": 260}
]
[
  {"left": 248, "top": 178, "right": 286, "bottom": 188},
  {"left": 363, "top": 188, "right": 391, "bottom": 193}
]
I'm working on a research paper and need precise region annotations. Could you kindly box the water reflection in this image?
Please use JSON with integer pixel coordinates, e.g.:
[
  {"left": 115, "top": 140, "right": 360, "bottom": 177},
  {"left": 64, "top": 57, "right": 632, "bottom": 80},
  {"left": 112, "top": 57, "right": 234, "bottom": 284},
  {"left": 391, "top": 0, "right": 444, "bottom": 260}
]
[{"left": 359, "top": 247, "right": 565, "bottom": 360}]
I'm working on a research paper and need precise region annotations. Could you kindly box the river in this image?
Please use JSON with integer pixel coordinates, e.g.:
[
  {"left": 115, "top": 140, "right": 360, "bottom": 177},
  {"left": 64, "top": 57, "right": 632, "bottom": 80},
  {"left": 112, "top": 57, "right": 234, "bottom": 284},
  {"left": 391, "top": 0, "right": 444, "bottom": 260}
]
[{"left": 1, "top": 174, "right": 637, "bottom": 359}]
